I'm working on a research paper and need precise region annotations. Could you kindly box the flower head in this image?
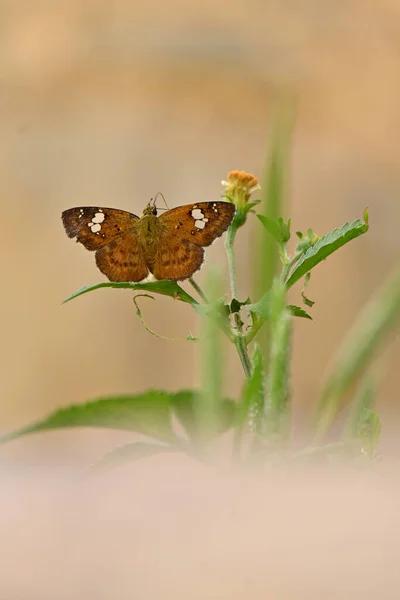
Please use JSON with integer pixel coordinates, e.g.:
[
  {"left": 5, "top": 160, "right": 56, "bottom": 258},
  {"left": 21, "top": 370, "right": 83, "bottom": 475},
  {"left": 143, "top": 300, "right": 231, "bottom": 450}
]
[{"left": 221, "top": 170, "right": 260, "bottom": 209}]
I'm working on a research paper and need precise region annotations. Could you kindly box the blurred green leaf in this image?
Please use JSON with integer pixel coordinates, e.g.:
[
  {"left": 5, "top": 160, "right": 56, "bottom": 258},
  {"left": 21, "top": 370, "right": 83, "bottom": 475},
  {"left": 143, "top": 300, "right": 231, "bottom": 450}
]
[
  {"left": 197, "top": 272, "right": 227, "bottom": 440},
  {"left": 286, "top": 214, "right": 369, "bottom": 289},
  {"left": 356, "top": 408, "right": 381, "bottom": 458},
  {"left": 345, "top": 373, "right": 380, "bottom": 439},
  {"left": 63, "top": 280, "right": 198, "bottom": 306},
  {"left": 315, "top": 266, "right": 400, "bottom": 439},
  {"left": 171, "top": 392, "right": 236, "bottom": 441},
  {"left": 254, "top": 104, "right": 295, "bottom": 362},
  {"left": 255, "top": 105, "right": 294, "bottom": 297}
]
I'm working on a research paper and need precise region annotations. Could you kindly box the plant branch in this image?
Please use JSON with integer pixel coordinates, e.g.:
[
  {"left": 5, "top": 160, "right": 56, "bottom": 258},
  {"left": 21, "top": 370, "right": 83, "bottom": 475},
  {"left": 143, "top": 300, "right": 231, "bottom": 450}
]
[
  {"left": 225, "top": 225, "right": 252, "bottom": 378},
  {"left": 189, "top": 277, "right": 208, "bottom": 303}
]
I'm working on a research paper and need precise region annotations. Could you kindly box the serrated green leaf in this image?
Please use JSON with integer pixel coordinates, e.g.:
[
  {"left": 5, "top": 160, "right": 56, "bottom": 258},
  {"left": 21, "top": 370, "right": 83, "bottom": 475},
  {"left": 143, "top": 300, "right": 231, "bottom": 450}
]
[
  {"left": 0, "top": 391, "right": 201, "bottom": 445},
  {"left": 286, "top": 214, "right": 369, "bottom": 288},
  {"left": 288, "top": 305, "right": 312, "bottom": 320},
  {"left": 62, "top": 281, "right": 198, "bottom": 306},
  {"left": 86, "top": 441, "right": 176, "bottom": 475}
]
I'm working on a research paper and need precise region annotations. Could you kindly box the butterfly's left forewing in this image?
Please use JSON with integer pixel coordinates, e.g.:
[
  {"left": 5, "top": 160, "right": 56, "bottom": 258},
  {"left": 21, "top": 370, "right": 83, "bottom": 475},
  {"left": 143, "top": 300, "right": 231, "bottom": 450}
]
[
  {"left": 158, "top": 201, "right": 235, "bottom": 247},
  {"left": 62, "top": 207, "right": 140, "bottom": 251}
]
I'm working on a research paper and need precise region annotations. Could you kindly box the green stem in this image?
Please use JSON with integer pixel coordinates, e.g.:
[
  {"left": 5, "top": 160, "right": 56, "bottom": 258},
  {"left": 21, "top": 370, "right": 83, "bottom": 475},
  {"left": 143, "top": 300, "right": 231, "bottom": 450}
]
[
  {"left": 225, "top": 226, "right": 239, "bottom": 298},
  {"left": 225, "top": 225, "right": 252, "bottom": 378},
  {"left": 188, "top": 277, "right": 208, "bottom": 303}
]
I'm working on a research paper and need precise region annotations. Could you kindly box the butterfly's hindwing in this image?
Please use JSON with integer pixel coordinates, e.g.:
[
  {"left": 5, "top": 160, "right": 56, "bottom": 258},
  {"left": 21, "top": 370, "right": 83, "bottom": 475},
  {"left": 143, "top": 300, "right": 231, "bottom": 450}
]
[
  {"left": 153, "top": 234, "right": 204, "bottom": 281},
  {"left": 95, "top": 234, "right": 149, "bottom": 282},
  {"left": 62, "top": 207, "right": 140, "bottom": 251},
  {"left": 158, "top": 201, "right": 235, "bottom": 247}
]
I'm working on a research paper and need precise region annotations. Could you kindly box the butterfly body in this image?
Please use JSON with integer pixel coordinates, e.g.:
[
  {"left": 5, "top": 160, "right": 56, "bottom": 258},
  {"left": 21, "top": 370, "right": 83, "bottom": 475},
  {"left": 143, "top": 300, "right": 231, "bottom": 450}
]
[{"left": 62, "top": 201, "right": 235, "bottom": 282}]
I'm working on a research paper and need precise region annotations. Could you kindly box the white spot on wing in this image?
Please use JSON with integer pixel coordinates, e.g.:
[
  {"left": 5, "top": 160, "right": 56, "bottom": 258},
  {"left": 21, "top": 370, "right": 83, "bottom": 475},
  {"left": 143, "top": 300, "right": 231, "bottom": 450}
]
[
  {"left": 195, "top": 219, "right": 206, "bottom": 229},
  {"left": 191, "top": 208, "right": 204, "bottom": 220},
  {"left": 90, "top": 223, "right": 102, "bottom": 233},
  {"left": 92, "top": 212, "right": 105, "bottom": 224}
]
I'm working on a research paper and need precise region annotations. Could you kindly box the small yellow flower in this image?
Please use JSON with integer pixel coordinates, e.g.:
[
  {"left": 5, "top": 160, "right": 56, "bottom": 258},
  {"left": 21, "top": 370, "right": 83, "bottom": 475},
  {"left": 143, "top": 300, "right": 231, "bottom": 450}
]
[{"left": 221, "top": 170, "right": 260, "bottom": 208}]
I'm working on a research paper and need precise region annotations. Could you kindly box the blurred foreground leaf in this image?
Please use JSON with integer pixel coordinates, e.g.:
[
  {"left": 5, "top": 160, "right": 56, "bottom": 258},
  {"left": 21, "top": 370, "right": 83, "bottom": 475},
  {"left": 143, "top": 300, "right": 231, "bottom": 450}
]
[
  {"left": 86, "top": 441, "right": 177, "bottom": 475},
  {"left": 315, "top": 266, "right": 400, "bottom": 439}
]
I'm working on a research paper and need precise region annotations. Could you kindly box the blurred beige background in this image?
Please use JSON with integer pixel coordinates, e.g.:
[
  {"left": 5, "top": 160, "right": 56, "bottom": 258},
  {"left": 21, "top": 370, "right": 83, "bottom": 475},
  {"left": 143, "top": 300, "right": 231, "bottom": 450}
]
[{"left": 1, "top": 0, "right": 399, "bottom": 463}]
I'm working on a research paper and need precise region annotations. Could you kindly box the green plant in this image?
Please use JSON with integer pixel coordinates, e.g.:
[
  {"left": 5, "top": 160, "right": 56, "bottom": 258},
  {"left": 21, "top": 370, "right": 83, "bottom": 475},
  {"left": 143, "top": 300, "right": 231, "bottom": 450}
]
[{"left": 3, "top": 116, "right": 399, "bottom": 472}]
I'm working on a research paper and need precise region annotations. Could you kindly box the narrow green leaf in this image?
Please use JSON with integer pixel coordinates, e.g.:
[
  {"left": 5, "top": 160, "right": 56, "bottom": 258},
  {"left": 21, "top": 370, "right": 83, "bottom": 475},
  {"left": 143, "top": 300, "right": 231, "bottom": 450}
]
[
  {"left": 254, "top": 103, "right": 295, "bottom": 361},
  {"left": 198, "top": 272, "right": 225, "bottom": 440},
  {"left": 288, "top": 305, "right": 312, "bottom": 320},
  {"left": 62, "top": 280, "right": 198, "bottom": 306},
  {"left": 345, "top": 373, "right": 380, "bottom": 439},
  {"left": 264, "top": 280, "right": 292, "bottom": 440},
  {"left": 86, "top": 441, "right": 176, "bottom": 474},
  {"left": 315, "top": 266, "right": 400, "bottom": 439},
  {"left": 286, "top": 214, "right": 369, "bottom": 289},
  {"left": 255, "top": 106, "right": 294, "bottom": 295},
  {"left": 0, "top": 391, "right": 192, "bottom": 444}
]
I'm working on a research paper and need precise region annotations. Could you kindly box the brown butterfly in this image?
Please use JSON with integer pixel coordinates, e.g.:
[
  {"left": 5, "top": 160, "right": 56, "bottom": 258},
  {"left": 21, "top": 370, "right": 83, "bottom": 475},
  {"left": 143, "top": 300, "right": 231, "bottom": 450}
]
[{"left": 62, "top": 200, "right": 235, "bottom": 282}]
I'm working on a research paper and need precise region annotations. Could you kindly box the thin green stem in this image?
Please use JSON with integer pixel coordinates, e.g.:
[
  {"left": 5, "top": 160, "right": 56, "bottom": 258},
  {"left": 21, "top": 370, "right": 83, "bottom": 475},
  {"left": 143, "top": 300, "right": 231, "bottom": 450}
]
[
  {"left": 188, "top": 277, "right": 208, "bottom": 303},
  {"left": 225, "top": 225, "right": 252, "bottom": 378},
  {"left": 225, "top": 227, "right": 239, "bottom": 298}
]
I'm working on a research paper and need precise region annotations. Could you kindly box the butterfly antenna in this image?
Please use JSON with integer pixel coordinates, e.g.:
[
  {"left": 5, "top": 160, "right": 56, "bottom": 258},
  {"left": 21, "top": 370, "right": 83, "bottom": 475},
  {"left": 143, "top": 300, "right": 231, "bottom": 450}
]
[{"left": 154, "top": 192, "right": 170, "bottom": 210}]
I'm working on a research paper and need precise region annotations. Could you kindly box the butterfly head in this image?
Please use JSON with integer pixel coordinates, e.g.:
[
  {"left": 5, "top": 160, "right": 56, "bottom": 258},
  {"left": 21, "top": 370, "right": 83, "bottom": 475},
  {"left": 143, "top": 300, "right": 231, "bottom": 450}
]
[{"left": 142, "top": 202, "right": 158, "bottom": 218}]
